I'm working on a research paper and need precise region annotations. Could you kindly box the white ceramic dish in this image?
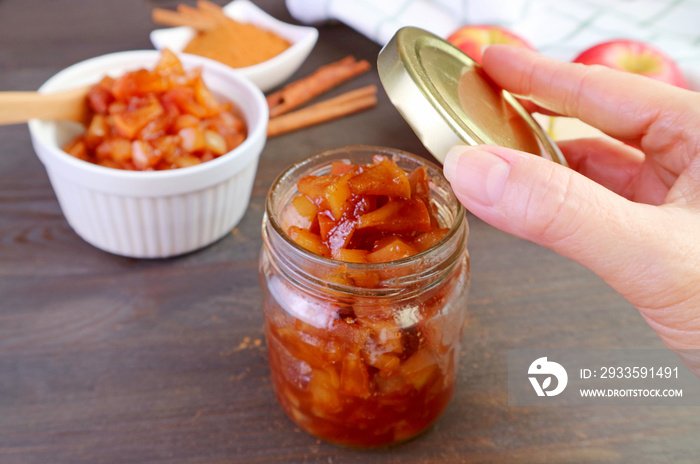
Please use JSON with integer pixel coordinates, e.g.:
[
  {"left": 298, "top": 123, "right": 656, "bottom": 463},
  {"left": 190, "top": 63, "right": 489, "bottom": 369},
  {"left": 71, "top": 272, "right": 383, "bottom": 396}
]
[
  {"left": 150, "top": 0, "right": 318, "bottom": 92},
  {"left": 28, "top": 50, "right": 268, "bottom": 258}
]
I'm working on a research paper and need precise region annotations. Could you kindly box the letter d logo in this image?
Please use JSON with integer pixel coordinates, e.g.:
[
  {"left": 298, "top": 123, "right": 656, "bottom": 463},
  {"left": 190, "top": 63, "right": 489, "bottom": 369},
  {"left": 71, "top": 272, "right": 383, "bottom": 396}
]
[{"left": 528, "top": 357, "right": 568, "bottom": 397}]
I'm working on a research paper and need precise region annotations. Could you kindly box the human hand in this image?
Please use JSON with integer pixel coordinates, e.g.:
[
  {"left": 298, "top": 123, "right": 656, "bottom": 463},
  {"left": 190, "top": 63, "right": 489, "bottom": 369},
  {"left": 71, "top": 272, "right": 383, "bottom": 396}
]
[{"left": 443, "top": 45, "right": 700, "bottom": 350}]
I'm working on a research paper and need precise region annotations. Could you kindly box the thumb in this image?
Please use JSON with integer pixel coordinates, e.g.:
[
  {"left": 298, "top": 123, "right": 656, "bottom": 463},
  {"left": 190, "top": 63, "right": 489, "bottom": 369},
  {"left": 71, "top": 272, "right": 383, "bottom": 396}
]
[{"left": 442, "top": 144, "right": 664, "bottom": 293}]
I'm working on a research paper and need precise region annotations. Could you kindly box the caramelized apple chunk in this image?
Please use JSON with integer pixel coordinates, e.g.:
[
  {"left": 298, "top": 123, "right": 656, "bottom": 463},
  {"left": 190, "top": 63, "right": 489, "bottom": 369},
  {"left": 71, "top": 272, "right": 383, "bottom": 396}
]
[
  {"left": 287, "top": 226, "right": 330, "bottom": 258},
  {"left": 347, "top": 159, "right": 411, "bottom": 199},
  {"left": 355, "top": 197, "right": 431, "bottom": 234}
]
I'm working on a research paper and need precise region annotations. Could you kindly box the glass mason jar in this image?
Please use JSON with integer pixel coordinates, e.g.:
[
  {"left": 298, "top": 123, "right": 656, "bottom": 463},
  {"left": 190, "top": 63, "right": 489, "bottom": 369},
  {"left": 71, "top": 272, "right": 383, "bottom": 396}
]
[{"left": 259, "top": 146, "right": 470, "bottom": 447}]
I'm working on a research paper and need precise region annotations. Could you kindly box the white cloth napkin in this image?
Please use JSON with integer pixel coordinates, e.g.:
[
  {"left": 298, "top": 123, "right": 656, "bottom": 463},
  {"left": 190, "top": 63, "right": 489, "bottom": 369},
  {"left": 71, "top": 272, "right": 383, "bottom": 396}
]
[{"left": 286, "top": 0, "right": 700, "bottom": 89}]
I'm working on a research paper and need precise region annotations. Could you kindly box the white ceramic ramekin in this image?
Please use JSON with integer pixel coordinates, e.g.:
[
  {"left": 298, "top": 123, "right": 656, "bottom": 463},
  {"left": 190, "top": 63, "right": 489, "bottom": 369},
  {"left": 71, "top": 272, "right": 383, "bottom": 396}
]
[{"left": 28, "top": 50, "right": 268, "bottom": 258}]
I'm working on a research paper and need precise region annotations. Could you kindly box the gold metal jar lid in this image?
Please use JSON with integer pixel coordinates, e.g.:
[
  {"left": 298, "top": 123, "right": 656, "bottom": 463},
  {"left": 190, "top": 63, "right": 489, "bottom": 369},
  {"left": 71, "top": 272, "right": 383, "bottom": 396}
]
[{"left": 377, "top": 26, "right": 566, "bottom": 166}]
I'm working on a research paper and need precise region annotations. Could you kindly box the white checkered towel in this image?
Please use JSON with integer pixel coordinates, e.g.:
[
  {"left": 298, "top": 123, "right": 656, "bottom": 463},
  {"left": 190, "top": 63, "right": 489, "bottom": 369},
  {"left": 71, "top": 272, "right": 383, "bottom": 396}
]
[{"left": 286, "top": 0, "right": 700, "bottom": 89}]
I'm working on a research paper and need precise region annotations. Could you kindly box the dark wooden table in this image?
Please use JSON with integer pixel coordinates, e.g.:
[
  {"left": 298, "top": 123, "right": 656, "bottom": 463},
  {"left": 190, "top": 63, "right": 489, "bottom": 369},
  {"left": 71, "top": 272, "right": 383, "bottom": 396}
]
[{"left": 1, "top": 1, "right": 698, "bottom": 463}]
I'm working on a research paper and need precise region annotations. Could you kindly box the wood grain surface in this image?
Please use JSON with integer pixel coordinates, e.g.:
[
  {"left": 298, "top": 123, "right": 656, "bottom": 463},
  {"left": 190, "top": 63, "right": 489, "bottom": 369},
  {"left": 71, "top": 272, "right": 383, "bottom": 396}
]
[{"left": 1, "top": 1, "right": 698, "bottom": 463}]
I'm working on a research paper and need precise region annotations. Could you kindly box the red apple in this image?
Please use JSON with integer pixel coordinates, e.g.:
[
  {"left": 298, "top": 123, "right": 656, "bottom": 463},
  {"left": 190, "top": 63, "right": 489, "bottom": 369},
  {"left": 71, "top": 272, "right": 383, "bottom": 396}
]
[
  {"left": 573, "top": 40, "right": 687, "bottom": 88},
  {"left": 447, "top": 25, "right": 535, "bottom": 64}
]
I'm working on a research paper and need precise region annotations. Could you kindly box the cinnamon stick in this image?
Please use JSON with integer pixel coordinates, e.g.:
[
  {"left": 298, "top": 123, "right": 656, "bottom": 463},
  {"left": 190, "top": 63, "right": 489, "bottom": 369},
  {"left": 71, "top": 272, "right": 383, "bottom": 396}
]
[
  {"left": 267, "top": 56, "right": 371, "bottom": 118},
  {"left": 196, "top": 0, "right": 228, "bottom": 23},
  {"left": 152, "top": 7, "right": 216, "bottom": 31},
  {"left": 177, "top": 4, "right": 218, "bottom": 25},
  {"left": 309, "top": 85, "right": 377, "bottom": 110},
  {"left": 267, "top": 86, "right": 378, "bottom": 137}
]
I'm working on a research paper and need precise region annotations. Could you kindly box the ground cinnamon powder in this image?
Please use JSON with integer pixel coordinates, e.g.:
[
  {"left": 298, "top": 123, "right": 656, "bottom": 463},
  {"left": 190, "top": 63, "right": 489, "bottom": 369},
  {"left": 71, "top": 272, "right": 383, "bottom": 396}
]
[{"left": 184, "top": 19, "right": 291, "bottom": 68}]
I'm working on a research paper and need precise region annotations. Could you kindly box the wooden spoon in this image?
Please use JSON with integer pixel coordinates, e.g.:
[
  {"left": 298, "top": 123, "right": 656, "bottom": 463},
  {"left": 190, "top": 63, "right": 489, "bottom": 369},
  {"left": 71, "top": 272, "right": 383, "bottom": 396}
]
[{"left": 0, "top": 86, "right": 91, "bottom": 126}]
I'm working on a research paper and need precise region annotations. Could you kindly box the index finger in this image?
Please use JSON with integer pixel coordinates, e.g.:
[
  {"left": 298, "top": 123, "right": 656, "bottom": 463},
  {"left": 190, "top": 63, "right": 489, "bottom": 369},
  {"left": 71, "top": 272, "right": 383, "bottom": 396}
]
[{"left": 481, "top": 45, "right": 700, "bottom": 158}]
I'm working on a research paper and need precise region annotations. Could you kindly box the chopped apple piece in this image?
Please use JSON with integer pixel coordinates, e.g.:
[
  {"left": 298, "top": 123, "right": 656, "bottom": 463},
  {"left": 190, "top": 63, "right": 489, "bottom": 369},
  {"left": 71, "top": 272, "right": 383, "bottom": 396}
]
[
  {"left": 330, "top": 319, "right": 371, "bottom": 351},
  {"left": 370, "top": 320, "right": 404, "bottom": 354},
  {"left": 356, "top": 198, "right": 431, "bottom": 234},
  {"left": 348, "top": 195, "right": 376, "bottom": 218},
  {"left": 154, "top": 48, "right": 184, "bottom": 75},
  {"left": 317, "top": 212, "right": 335, "bottom": 240},
  {"left": 375, "top": 375, "right": 411, "bottom": 399},
  {"left": 192, "top": 74, "right": 223, "bottom": 115},
  {"left": 413, "top": 228, "right": 449, "bottom": 252},
  {"left": 178, "top": 126, "right": 206, "bottom": 152},
  {"left": 366, "top": 235, "right": 416, "bottom": 263},
  {"left": 339, "top": 352, "right": 371, "bottom": 398},
  {"left": 96, "top": 137, "right": 132, "bottom": 163},
  {"left": 283, "top": 194, "right": 318, "bottom": 231},
  {"left": 297, "top": 174, "right": 334, "bottom": 206},
  {"left": 331, "top": 248, "right": 368, "bottom": 263},
  {"left": 330, "top": 160, "right": 356, "bottom": 175},
  {"left": 323, "top": 171, "right": 353, "bottom": 220},
  {"left": 204, "top": 130, "right": 227, "bottom": 155},
  {"left": 309, "top": 369, "right": 343, "bottom": 413},
  {"left": 273, "top": 326, "right": 326, "bottom": 369},
  {"left": 64, "top": 139, "right": 88, "bottom": 160},
  {"left": 369, "top": 353, "right": 401, "bottom": 378},
  {"left": 287, "top": 226, "right": 330, "bottom": 257},
  {"left": 348, "top": 270, "right": 380, "bottom": 289},
  {"left": 325, "top": 218, "right": 355, "bottom": 252},
  {"left": 347, "top": 159, "right": 411, "bottom": 199},
  {"left": 84, "top": 114, "right": 109, "bottom": 149},
  {"left": 173, "top": 155, "right": 201, "bottom": 168},
  {"left": 173, "top": 113, "right": 200, "bottom": 131},
  {"left": 401, "top": 350, "right": 438, "bottom": 390},
  {"left": 112, "top": 68, "right": 171, "bottom": 101},
  {"left": 113, "top": 96, "right": 164, "bottom": 139},
  {"left": 132, "top": 140, "right": 162, "bottom": 170},
  {"left": 408, "top": 166, "right": 439, "bottom": 226},
  {"left": 86, "top": 76, "right": 115, "bottom": 114}
]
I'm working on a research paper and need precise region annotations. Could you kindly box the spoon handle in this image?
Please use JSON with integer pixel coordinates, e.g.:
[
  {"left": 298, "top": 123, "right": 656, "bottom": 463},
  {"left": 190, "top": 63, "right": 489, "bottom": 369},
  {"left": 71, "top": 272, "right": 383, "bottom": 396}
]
[{"left": 0, "top": 86, "right": 90, "bottom": 125}]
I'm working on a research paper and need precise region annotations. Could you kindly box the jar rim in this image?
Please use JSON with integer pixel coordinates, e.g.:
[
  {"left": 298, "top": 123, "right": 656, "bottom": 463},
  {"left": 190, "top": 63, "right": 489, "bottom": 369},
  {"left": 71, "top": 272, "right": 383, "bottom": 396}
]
[{"left": 265, "top": 144, "right": 466, "bottom": 272}]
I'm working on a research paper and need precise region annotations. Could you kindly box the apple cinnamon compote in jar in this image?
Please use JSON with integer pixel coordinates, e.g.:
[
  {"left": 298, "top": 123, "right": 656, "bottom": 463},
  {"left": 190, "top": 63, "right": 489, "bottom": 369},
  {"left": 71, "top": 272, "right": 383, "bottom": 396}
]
[{"left": 259, "top": 146, "right": 469, "bottom": 447}]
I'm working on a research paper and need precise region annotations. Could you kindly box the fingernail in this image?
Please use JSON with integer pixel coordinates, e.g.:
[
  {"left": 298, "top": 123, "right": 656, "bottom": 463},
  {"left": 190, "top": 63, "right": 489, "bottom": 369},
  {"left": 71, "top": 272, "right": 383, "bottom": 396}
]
[{"left": 443, "top": 146, "right": 510, "bottom": 206}]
